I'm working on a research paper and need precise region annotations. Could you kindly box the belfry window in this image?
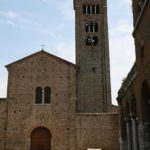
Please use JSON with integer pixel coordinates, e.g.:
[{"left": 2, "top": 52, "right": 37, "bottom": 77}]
[
  {"left": 86, "top": 36, "right": 98, "bottom": 46},
  {"left": 93, "top": 36, "right": 98, "bottom": 45},
  {"left": 92, "top": 5, "right": 95, "bottom": 14},
  {"left": 87, "top": 5, "right": 90, "bottom": 14},
  {"left": 85, "top": 23, "right": 89, "bottom": 32},
  {"left": 35, "top": 87, "right": 51, "bottom": 104},
  {"left": 86, "top": 36, "right": 92, "bottom": 45},
  {"left": 90, "top": 22, "right": 94, "bottom": 32},
  {"left": 83, "top": 5, "right": 100, "bottom": 14},
  {"left": 96, "top": 5, "right": 100, "bottom": 14},
  {"left": 85, "top": 22, "right": 98, "bottom": 32},
  {"left": 95, "top": 23, "right": 98, "bottom": 32},
  {"left": 83, "top": 5, "right": 86, "bottom": 14}
]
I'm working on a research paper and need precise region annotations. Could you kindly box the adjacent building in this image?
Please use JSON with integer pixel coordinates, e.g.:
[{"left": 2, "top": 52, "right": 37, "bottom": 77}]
[{"left": 117, "top": 1, "right": 150, "bottom": 150}]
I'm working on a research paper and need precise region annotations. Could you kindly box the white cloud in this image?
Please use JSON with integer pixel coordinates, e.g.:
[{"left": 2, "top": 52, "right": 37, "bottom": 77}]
[
  {"left": 6, "top": 11, "right": 18, "bottom": 18},
  {"left": 0, "top": 10, "right": 65, "bottom": 38},
  {"left": 107, "top": 0, "right": 134, "bottom": 104},
  {"left": 41, "top": 0, "right": 54, "bottom": 2},
  {"left": 40, "top": 0, "right": 74, "bottom": 21},
  {"left": 0, "top": 11, "right": 18, "bottom": 19},
  {"left": 0, "top": 19, "right": 17, "bottom": 27},
  {"left": 55, "top": 1, "right": 74, "bottom": 21},
  {"left": 110, "top": 20, "right": 133, "bottom": 36},
  {"left": 118, "top": 0, "right": 131, "bottom": 7},
  {"left": 109, "top": 18, "right": 135, "bottom": 104},
  {"left": 41, "top": 0, "right": 45, "bottom": 1},
  {"left": 55, "top": 41, "right": 75, "bottom": 63}
]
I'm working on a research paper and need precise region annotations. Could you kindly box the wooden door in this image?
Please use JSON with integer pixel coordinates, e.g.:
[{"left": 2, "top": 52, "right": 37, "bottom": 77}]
[{"left": 31, "top": 127, "right": 51, "bottom": 150}]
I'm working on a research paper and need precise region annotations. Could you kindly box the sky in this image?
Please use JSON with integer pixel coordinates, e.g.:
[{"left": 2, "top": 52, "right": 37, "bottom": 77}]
[{"left": 0, "top": 0, "right": 135, "bottom": 105}]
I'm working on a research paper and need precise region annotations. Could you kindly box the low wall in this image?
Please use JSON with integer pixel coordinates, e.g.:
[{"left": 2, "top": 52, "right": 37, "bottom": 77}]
[{"left": 76, "top": 113, "right": 119, "bottom": 150}]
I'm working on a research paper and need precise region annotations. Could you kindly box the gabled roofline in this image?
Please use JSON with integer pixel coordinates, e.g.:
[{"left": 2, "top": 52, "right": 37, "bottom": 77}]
[{"left": 5, "top": 50, "right": 77, "bottom": 68}]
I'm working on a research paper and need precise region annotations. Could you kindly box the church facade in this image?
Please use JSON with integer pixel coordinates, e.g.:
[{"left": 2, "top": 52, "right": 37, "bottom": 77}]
[{"left": 0, "top": 0, "right": 119, "bottom": 150}]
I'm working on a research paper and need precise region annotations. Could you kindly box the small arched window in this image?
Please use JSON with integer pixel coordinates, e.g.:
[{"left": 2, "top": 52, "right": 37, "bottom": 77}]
[
  {"left": 87, "top": 5, "right": 90, "bottom": 14},
  {"left": 83, "top": 4, "right": 100, "bottom": 15},
  {"left": 96, "top": 5, "right": 100, "bottom": 14},
  {"left": 85, "top": 23, "right": 89, "bottom": 32},
  {"left": 86, "top": 36, "right": 92, "bottom": 45},
  {"left": 93, "top": 36, "right": 98, "bottom": 45},
  {"left": 85, "top": 22, "right": 98, "bottom": 33},
  {"left": 36, "top": 87, "right": 42, "bottom": 104},
  {"left": 90, "top": 22, "right": 93, "bottom": 32},
  {"left": 92, "top": 5, "right": 95, "bottom": 14},
  {"left": 83, "top": 5, "right": 86, "bottom": 14},
  {"left": 86, "top": 36, "right": 98, "bottom": 46},
  {"left": 44, "top": 87, "right": 51, "bottom": 104},
  {"left": 95, "top": 23, "right": 98, "bottom": 32}
]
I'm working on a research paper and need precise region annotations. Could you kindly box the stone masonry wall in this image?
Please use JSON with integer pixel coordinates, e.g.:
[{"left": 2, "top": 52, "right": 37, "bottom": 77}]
[
  {"left": 5, "top": 51, "right": 77, "bottom": 150},
  {"left": 75, "top": 0, "right": 112, "bottom": 112},
  {"left": 0, "top": 99, "right": 7, "bottom": 150},
  {"left": 76, "top": 113, "right": 119, "bottom": 150}
]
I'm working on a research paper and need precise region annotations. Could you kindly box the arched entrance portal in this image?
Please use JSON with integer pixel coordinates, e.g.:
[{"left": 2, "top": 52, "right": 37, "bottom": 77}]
[{"left": 30, "top": 127, "right": 51, "bottom": 150}]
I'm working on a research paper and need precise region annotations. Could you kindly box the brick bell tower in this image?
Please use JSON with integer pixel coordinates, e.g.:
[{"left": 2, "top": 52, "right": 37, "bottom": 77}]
[{"left": 74, "top": 0, "right": 112, "bottom": 113}]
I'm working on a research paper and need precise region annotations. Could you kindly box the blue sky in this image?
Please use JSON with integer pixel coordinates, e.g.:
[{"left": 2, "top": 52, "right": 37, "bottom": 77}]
[{"left": 0, "top": 0, "right": 135, "bottom": 104}]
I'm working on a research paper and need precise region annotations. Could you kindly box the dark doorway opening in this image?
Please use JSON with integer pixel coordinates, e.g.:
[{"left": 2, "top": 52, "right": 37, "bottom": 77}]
[{"left": 30, "top": 127, "right": 51, "bottom": 150}]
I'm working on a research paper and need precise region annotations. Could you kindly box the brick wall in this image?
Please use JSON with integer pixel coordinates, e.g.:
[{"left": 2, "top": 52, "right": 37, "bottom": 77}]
[
  {"left": 0, "top": 99, "right": 7, "bottom": 150},
  {"left": 76, "top": 113, "right": 119, "bottom": 150}
]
